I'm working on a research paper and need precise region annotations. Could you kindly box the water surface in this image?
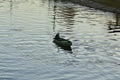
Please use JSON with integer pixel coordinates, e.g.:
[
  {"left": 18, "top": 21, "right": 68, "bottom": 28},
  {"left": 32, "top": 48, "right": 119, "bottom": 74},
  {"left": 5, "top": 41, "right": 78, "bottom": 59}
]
[{"left": 0, "top": 0, "right": 120, "bottom": 80}]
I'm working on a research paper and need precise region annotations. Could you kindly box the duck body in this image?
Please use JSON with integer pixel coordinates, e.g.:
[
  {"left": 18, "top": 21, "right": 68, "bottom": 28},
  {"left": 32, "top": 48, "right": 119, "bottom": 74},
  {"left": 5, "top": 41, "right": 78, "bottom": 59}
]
[
  {"left": 53, "top": 38, "right": 72, "bottom": 47},
  {"left": 53, "top": 33, "right": 72, "bottom": 47}
]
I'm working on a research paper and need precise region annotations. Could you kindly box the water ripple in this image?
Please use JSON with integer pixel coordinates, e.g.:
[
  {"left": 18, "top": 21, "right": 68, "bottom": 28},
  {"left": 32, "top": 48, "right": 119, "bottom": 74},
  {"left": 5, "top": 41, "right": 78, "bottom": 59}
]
[{"left": 0, "top": 0, "right": 120, "bottom": 80}]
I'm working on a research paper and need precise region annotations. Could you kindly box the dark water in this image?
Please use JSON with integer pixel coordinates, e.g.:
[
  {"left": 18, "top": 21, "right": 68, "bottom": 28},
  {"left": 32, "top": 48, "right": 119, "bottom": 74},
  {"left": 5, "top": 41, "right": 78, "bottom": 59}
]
[{"left": 0, "top": 0, "right": 120, "bottom": 80}]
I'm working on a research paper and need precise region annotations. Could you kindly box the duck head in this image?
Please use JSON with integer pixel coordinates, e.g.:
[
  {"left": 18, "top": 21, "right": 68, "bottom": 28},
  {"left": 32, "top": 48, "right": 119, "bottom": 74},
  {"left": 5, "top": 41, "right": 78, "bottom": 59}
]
[{"left": 54, "top": 33, "right": 60, "bottom": 40}]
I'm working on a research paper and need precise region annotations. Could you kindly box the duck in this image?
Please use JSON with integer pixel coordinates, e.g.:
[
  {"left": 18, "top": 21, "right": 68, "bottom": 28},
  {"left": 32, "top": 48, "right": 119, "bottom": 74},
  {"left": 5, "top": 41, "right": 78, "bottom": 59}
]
[{"left": 53, "top": 33, "right": 72, "bottom": 47}]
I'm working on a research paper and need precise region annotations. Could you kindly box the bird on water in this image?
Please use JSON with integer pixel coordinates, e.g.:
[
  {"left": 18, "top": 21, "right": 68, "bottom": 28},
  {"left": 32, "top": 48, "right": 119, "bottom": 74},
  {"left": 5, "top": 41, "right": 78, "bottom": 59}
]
[{"left": 53, "top": 33, "right": 72, "bottom": 51}]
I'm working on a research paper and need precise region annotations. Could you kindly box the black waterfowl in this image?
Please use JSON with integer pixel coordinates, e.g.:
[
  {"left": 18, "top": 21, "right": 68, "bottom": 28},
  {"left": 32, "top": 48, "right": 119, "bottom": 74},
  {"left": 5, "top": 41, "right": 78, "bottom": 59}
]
[{"left": 53, "top": 33, "right": 72, "bottom": 51}]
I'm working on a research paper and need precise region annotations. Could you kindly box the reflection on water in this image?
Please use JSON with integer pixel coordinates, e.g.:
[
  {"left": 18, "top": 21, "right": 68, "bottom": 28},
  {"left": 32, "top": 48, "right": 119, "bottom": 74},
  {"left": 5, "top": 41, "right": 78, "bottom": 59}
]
[
  {"left": 108, "top": 13, "right": 120, "bottom": 33},
  {"left": 0, "top": 0, "right": 120, "bottom": 80},
  {"left": 52, "top": 0, "right": 75, "bottom": 33},
  {"left": 57, "top": 6, "right": 76, "bottom": 26}
]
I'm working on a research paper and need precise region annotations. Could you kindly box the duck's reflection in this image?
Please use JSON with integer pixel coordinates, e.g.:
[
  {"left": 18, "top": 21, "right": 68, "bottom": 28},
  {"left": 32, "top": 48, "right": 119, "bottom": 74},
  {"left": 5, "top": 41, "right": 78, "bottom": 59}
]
[{"left": 57, "top": 45, "right": 72, "bottom": 51}]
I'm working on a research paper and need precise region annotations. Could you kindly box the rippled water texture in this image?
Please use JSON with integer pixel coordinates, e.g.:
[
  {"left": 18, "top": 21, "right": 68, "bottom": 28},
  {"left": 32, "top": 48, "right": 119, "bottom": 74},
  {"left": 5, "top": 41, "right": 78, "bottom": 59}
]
[{"left": 0, "top": 0, "right": 120, "bottom": 80}]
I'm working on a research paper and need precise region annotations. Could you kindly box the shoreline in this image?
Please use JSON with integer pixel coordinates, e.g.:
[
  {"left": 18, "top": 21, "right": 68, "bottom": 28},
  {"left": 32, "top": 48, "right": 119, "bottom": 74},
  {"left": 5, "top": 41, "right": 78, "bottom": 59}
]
[{"left": 59, "top": 0, "right": 120, "bottom": 13}]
